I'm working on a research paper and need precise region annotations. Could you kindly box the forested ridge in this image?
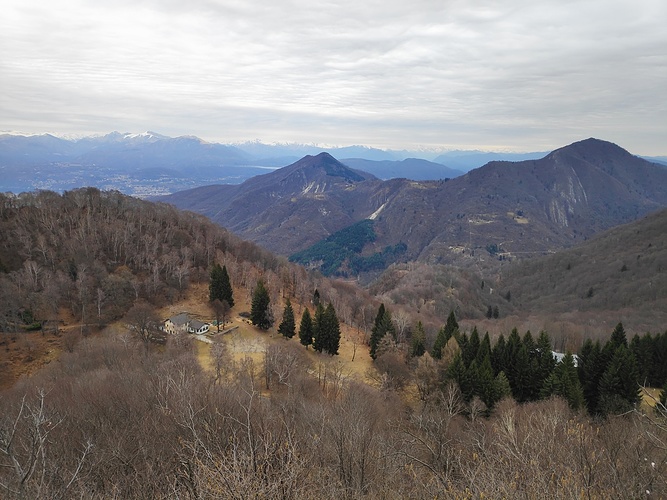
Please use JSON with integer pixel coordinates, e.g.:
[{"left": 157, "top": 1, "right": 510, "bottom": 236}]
[{"left": 1, "top": 189, "right": 667, "bottom": 498}]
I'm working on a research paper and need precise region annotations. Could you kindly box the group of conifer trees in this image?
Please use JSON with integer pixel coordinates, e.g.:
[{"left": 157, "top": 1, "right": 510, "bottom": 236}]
[
  {"left": 448, "top": 319, "right": 666, "bottom": 416},
  {"left": 373, "top": 303, "right": 667, "bottom": 416},
  {"left": 292, "top": 291, "right": 341, "bottom": 356},
  {"left": 271, "top": 289, "right": 341, "bottom": 355},
  {"left": 212, "top": 261, "right": 665, "bottom": 417},
  {"left": 217, "top": 269, "right": 341, "bottom": 356},
  {"left": 579, "top": 323, "right": 667, "bottom": 415}
]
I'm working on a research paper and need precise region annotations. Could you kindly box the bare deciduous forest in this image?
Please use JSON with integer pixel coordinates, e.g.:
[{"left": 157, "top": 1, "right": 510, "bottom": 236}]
[{"left": 1, "top": 189, "right": 667, "bottom": 498}]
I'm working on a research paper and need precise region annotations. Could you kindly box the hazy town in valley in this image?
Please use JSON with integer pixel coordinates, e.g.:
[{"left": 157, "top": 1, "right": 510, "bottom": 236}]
[{"left": 1, "top": 1, "right": 667, "bottom": 498}]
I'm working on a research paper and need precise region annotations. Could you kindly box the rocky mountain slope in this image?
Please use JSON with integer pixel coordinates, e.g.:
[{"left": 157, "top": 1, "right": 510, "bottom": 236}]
[{"left": 162, "top": 138, "right": 667, "bottom": 275}]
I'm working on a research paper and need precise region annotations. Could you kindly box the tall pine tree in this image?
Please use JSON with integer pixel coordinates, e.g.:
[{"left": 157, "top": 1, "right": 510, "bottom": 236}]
[
  {"left": 598, "top": 344, "right": 640, "bottom": 415},
  {"left": 370, "top": 304, "right": 394, "bottom": 359},
  {"left": 278, "top": 298, "right": 296, "bottom": 339},
  {"left": 410, "top": 321, "right": 426, "bottom": 357},
  {"left": 298, "top": 308, "right": 313, "bottom": 347},
  {"left": 540, "top": 352, "right": 584, "bottom": 410},
  {"left": 250, "top": 279, "right": 272, "bottom": 330},
  {"left": 322, "top": 303, "right": 341, "bottom": 355},
  {"left": 312, "top": 303, "right": 326, "bottom": 352},
  {"left": 210, "top": 263, "right": 234, "bottom": 307},
  {"left": 432, "top": 311, "right": 459, "bottom": 360}
]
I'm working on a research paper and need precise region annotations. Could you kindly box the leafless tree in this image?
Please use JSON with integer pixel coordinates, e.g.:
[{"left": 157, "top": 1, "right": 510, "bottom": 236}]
[
  {"left": 124, "top": 301, "right": 161, "bottom": 343},
  {"left": 210, "top": 299, "right": 231, "bottom": 332}
]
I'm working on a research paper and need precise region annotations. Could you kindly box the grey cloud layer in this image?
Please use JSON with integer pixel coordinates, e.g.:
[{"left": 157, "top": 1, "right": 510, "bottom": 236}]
[{"left": 1, "top": 0, "right": 665, "bottom": 153}]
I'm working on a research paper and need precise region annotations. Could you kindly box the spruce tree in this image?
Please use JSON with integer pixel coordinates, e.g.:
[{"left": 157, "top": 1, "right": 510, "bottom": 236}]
[
  {"left": 312, "top": 303, "right": 326, "bottom": 352},
  {"left": 477, "top": 354, "right": 498, "bottom": 410},
  {"left": 432, "top": 311, "right": 459, "bottom": 360},
  {"left": 494, "top": 371, "right": 512, "bottom": 402},
  {"left": 610, "top": 322, "right": 628, "bottom": 348},
  {"left": 322, "top": 303, "right": 341, "bottom": 355},
  {"left": 476, "top": 332, "right": 492, "bottom": 365},
  {"left": 541, "top": 352, "right": 584, "bottom": 410},
  {"left": 370, "top": 304, "right": 394, "bottom": 359},
  {"left": 511, "top": 344, "right": 532, "bottom": 402},
  {"left": 598, "top": 345, "right": 640, "bottom": 415},
  {"left": 444, "top": 310, "right": 459, "bottom": 337},
  {"left": 278, "top": 298, "right": 296, "bottom": 339},
  {"left": 250, "top": 279, "right": 272, "bottom": 330},
  {"left": 463, "top": 327, "right": 480, "bottom": 366},
  {"left": 209, "top": 263, "right": 223, "bottom": 302},
  {"left": 209, "top": 263, "right": 234, "bottom": 307},
  {"left": 410, "top": 321, "right": 426, "bottom": 357},
  {"left": 220, "top": 265, "right": 234, "bottom": 307},
  {"left": 578, "top": 339, "right": 604, "bottom": 415},
  {"left": 298, "top": 308, "right": 313, "bottom": 348},
  {"left": 491, "top": 334, "right": 506, "bottom": 375},
  {"left": 431, "top": 325, "right": 449, "bottom": 360},
  {"left": 536, "top": 330, "right": 556, "bottom": 382}
]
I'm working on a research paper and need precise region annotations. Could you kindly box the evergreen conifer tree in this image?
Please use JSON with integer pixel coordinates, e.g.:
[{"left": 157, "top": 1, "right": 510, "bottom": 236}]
[
  {"left": 431, "top": 325, "right": 449, "bottom": 360},
  {"left": 578, "top": 338, "right": 604, "bottom": 415},
  {"left": 511, "top": 344, "right": 532, "bottom": 402},
  {"left": 494, "top": 371, "right": 512, "bottom": 402},
  {"left": 432, "top": 311, "right": 459, "bottom": 360},
  {"left": 370, "top": 304, "right": 394, "bottom": 359},
  {"left": 209, "top": 264, "right": 223, "bottom": 301},
  {"left": 598, "top": 345, "right": 640, "bottom": 415},
  {"left": 610, "top": 322, "right": 628, "bottom": 348},
  {"left": 278, "top": 298, "right": 296, "bottom": 339},
  {"left": 476, "top": 332, "right": 492, "bottom": 365},
  {"left": 410, "top": 321, "right": 426, "bottom": 357},
  {"left": 298, "top": 308, "right": 313, "bottom": 347},
  {"left": 463, "top": 327, "right": 480, "bottom": 366},
  {"left": 209, "top": 263, "right": 234, "bottom": 307},
  {"left": 322, "top": 303, "right": 341, "bottom": 355},
  {"left": 250, "top": 279, "right": 272, "bottom": 330},
  {"left": 477, "top": 354, "right": 498, "bottom": 410},
  {"left": 312, "top": 303, "right": 326, "bottom": 352},
  {"left": 536, "top": 330, "right": 556, "bottom": 382},
  {"left": 491, "top": 334, "right": 506, "bottom": 375},
  {"left": 541, "top": 352, "right": 584, "bottom": 410},
  {"left": 444, "top": 310, "right": 459, "bottom": 336}
]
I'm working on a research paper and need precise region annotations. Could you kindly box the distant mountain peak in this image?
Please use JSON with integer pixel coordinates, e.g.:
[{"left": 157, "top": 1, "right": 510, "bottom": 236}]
[
  {"left": 288, "top": 152, "right": 368, "bottom": 182},
  {"left": 550, "top": 138, "right": 633, "bottom": 161}
]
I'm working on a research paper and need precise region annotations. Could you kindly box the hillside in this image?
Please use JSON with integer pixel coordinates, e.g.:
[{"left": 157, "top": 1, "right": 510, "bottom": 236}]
[
  {"left": 176, "top": 138, "right": 667, "bottom": 279},
  {"left": 1, "top": 192, "right": 666, "bottom": 499},
  {"left": 370, "top": 138, "right": 667, "bottom": 268},
  {"left": 159, "top": 153, "right": 397, "bottom": 255},
  {"left": 501, "top": 207, "right": 667, "bottom": 321},
  {"left": 367, "top": 207, "right": 667, "bottom": 339}
]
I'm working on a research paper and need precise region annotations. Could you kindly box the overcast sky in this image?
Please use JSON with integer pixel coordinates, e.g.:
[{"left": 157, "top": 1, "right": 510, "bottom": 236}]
[{"left": 1, "top": 0, "right": 665, "bottom": 154}]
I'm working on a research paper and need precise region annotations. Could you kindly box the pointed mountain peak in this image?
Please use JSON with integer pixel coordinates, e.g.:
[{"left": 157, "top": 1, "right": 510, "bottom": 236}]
[{"left": 287, "top": 152, "right": 370, "bottom": 182}]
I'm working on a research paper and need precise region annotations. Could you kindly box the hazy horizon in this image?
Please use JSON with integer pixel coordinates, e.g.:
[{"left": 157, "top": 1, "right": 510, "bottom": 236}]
[{"left": 1, "top": 1, "right": 666, "bottom": 155}]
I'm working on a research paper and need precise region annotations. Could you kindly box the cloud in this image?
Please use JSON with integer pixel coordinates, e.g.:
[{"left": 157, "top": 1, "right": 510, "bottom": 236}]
[{"left": 1, "top": 0, "right": 665, "bottom": 154}]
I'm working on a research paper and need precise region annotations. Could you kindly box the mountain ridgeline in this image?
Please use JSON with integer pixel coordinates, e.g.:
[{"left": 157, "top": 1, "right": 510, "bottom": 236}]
[{"left": 162, "top": 138, "right": 667, "bottom": 277}]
